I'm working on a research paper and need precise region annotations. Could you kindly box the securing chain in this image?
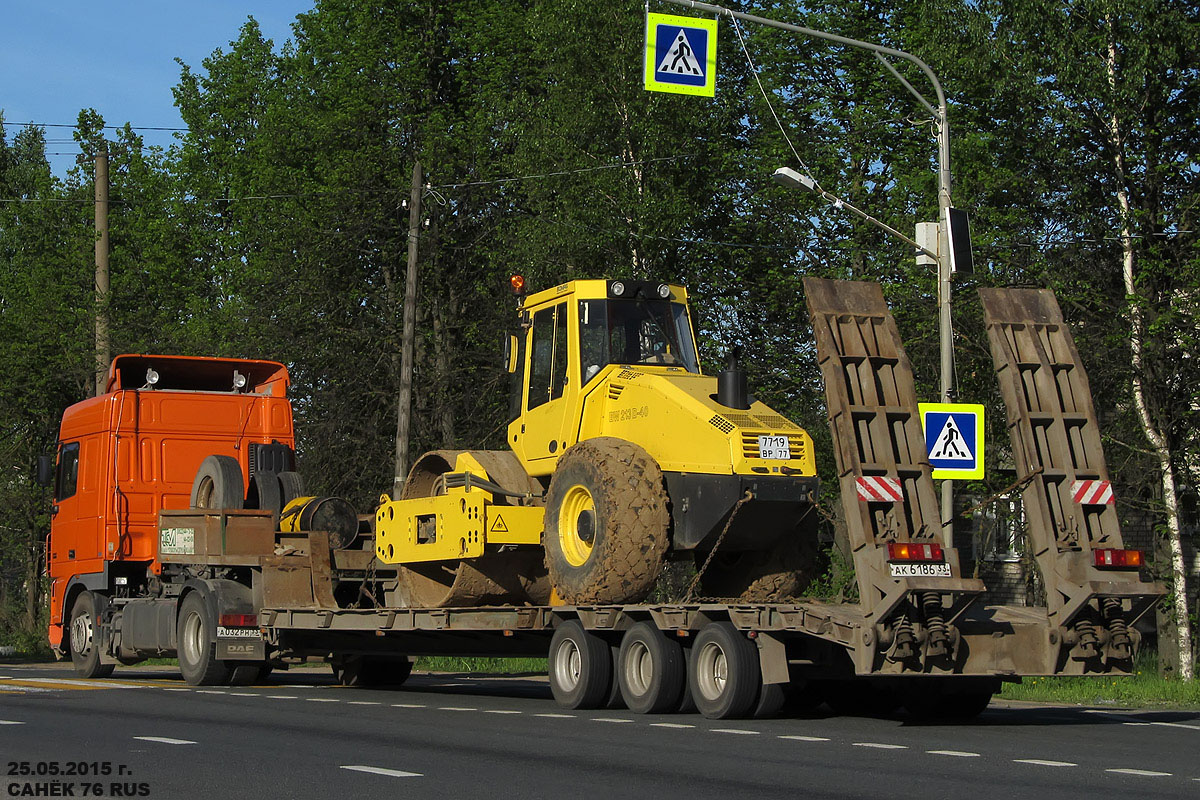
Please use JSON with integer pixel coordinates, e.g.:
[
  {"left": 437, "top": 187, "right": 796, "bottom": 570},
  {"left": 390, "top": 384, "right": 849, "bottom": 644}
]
[
  {"left": 356, "top": 553, "right": 381, "bottom": 609},
  {"left": 684, "top": 490, "right": 754, "bottom": 602}
]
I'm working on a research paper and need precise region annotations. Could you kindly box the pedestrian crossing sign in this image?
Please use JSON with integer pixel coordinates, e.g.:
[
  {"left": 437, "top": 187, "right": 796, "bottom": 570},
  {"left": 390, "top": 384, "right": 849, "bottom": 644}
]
[
  {"left": 644, "top": 13, "right": 717, "bottom": 97},
  {"left": 919, "top": 403, "right": 985, "bottom": 480}
]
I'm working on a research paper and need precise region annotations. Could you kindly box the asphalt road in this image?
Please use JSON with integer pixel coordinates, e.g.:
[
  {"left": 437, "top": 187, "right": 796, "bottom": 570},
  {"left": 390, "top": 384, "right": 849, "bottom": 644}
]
[{"left": 2, "top": 662, "right": 1198, "bottom": 800}]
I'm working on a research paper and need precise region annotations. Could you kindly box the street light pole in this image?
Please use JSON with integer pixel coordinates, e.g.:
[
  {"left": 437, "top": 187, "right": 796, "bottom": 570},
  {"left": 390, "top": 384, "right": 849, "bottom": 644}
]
[{"left": 661, "top": 0, "right": 957, "bottom": 537}]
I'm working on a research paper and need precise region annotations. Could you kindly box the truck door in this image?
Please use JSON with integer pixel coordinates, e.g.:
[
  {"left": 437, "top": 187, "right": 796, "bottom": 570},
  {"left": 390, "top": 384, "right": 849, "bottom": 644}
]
[
  {"left": 521, "top": 300, "right": 575, "bottom": 465},
  {"left": 48, "top": 437, "right": 104, "bottom": 576}
]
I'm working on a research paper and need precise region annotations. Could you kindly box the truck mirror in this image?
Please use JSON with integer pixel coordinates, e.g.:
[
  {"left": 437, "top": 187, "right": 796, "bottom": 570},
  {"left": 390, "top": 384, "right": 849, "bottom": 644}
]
[
  {"left": 504, "top": 335, "right": 520, "bottom": 374},
  {"left": 36, "top": 453, "right": 54, "bottom": 488}
]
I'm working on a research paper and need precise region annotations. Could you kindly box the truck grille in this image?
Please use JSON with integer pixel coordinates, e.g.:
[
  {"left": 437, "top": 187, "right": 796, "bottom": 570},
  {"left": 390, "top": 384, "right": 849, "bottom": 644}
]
[{"left": 741, "top": 433, "right": 807, "bottom": 461}]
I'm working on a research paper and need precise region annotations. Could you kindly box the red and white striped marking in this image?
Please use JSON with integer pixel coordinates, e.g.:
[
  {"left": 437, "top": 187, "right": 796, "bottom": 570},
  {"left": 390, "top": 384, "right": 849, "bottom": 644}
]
[
  {"left": 1072, "top": 480, "right": 1113, "bottom": 505},
  {"left": 856, "top": 476, "right": 903, "bottom": 503}
]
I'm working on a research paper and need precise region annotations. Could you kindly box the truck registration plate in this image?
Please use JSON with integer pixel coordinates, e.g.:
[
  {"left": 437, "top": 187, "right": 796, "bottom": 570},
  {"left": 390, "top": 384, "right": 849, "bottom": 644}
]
[
  {"left": 758, "top": 435, "right": 791, "bottom": 460},
  {"left": 889, "top": 562, "right": 952, "bottom": 578}
]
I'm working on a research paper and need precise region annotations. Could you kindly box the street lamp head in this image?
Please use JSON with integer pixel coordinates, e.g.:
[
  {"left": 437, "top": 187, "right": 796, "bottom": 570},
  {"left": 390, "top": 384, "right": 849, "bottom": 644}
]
[{"left": 772, "top": 167, "right": 815, "bottom": 192}]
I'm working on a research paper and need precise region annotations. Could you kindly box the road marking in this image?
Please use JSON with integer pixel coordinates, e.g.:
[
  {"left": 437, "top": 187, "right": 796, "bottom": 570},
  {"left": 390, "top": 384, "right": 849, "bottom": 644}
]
[
  {"left": 779, "top": 735, "right": 829, "bottom": 742},
  {"left": 928, "top": 750, "right": 980, "bottom": 758},
  {"left": 535, "top": 713, "right": 574, "bottom": 719},
  {"left": 306, "top": 698, "right": 340, "bottom": 703},
  {"left": 229, "top": 693, "right": 259, "bottom": 697},
  {"left": 713, "top": 728, "right": 760, "bottom": 735},
  {"left": 853, "top": 742, "right": 907, "bottom": 750},
  {"left": 592, "top": 718, "right": 633, "bottom": 724},
  {"left": 7, "top": 677, "right": 147, "bottom": 689},
  {"left": 348, "top": 701, "right": 381, "bottom": 706},
  {"left": 1014, "top": 759, "right": 1076, "bottom": 767},
  {"left": 0, "top": 720, "right": 25, "bottom": 725},
  {"left": 651, "top": 723, "right": 695, "bottom": 729},
  {"left": 133, "top": 736, "right": 196, "bottom": 745},
  {"left": 162, "top": 688, "right": 191, "bottom": 692},
  {"left": 438, "top": 706, "right": 476, "bottom": 712},
  {"left": 1151, "top": 721, "right": 1200, "bottom": 731},
  {"left": 340, "top": 765, "right": 422, "bottom": 778},
  {"left": 267, "top": 695, "right": 297, "bottom": 700},
  {"left": 1122, "top": 722, "right": 1153, "bottom": 726},
  {"left": 392, "top": 703, "right": 425, "bottom": 708},
  {"left": 1106, "top": 769, "right": 1171, "bottom": 777},
  {"left": 484, "top": 710, "right": 522, "bottom": 715},
  {"left": 196, "top": 690, "right": 227, "bottom": 695}
]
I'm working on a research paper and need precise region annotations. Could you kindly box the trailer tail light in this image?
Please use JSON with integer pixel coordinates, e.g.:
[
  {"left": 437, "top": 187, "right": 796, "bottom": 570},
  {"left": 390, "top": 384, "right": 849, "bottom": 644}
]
[
  {"left": 1093, "top": 548, "right": 1144, "bottom": 569},
  {"left": 887, "top": 542, "right": 944, "bottom": 562},
  {"left": 219, "top": 614, "right": 258, "bottom": 627}
]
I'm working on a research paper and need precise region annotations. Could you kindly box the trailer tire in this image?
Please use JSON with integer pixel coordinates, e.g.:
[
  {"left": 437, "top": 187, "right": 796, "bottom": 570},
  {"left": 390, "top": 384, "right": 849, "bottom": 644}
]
[
  {"left": 901, "top": 678, "right": 995, "bottom": 722},
  {"left": 544, "top": 438, "right": 668, "bottom": 605},
  {"left": 548, "top": 621, "right": 612, "bottom": 710},
  {"left": 228, "top": 664, "right": 265, "bottom": 686},
  {"left": 177, "top": 593, "right": 231, "bottom": 686},
  {"left": 689, "top": 622, "right": 760, "bottom": 720},
  {"left": 68, "top": 592, "right": 114, "bottom": 679},
  {"left": 190, "top": 455, "right": 245, "bottom": 510},
  {"left": 617, "top": 622, "right": 686, "bottom": 714},
  {"left": 335, "top": 656, "right": 413, "bottom": 687}
]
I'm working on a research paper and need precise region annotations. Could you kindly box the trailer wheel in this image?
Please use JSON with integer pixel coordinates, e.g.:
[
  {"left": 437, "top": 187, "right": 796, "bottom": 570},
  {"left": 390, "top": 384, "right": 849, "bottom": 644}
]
[
  {"left": 334, "top": 656, "right": 413, "bottom": 687},
  {"left": 190, "top": 455, "right": 245, "bottom": 510},
  {"left": 544, "top": 438, "right": 668, "bottom": 604},
  {"left": 617, "top": 622, "right": 686, "bottom": 714},
  {"left": 177, "top": 593, "right": 231, "bottom": 686},
  {"left": 68, "top": 592, "right": 114, "bottom": 679},
  {"left": 548, "top": 621, "right": 612, "bottom": 710},
  {"left": 689, "top": 622, "right": 760, "bottom": 720}
]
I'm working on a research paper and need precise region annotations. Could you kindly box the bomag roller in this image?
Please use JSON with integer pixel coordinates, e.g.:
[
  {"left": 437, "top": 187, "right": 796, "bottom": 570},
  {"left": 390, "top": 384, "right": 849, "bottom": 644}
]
[{"left": 374, "top": 278, "right": 821, "bottom": 607}]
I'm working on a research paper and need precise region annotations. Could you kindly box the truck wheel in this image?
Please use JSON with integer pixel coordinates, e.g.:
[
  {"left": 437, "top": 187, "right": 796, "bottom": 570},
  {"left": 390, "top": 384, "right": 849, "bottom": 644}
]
[
  {"left": 548, "top": 621, "right": 612, "bottom": 710},
  {"left": 689, "top": 622, "right": 760, "bottom": 720},
  {"left": 177, "top": 593, "right": 231, "bottom": 686},
  {"left": 617, "top": 622, "right": 686, "bottom": 714},
  {"left": 190, "top": 455, "right": 245, "bottom": 510},
  {"left": 68, "top": 592, "right": 114, "bottom": 679},
  {"left": 544, "top": 438, "right": 668, "bottom": 605},
  {"left": 335, "top": 656, "right": 413, "bottom": 687}
]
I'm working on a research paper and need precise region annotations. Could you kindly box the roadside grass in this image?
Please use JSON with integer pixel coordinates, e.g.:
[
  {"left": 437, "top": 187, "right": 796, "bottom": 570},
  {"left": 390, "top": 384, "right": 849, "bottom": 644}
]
[
  {"left": 1000, "top": 651, "right": 1200, "bottom": 708},
  {"left": 415, "top": 656, "right": 547, "bottom": 674}
]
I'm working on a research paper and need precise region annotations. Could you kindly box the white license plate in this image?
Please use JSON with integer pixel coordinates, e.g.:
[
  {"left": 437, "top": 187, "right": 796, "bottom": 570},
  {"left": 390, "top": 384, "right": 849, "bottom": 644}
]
[
  {"left": 889, "top": 562, "right": 952, "bottom": 578},
  {"left": 216, "top": 626, "right": 262, "bottom": 639},
  {"left": 758, "top": 435, "right": 791, "bottom": 460}
]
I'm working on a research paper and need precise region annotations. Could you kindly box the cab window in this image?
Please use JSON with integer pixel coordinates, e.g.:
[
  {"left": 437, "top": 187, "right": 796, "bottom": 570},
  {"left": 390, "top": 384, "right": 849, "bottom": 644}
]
[
  {"left": 527, "top": 303, "right": 569, "bottom": 410},
  {"left": 55, "top": 442, "right": 80, "bottom": 501}
]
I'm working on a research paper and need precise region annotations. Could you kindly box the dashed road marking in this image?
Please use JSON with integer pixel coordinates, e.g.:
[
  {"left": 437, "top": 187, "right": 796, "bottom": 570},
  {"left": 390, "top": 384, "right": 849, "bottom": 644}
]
[
  {"left": 779, "top": 735, "right": 829, "bottom": 742},
  {"left": 162, "top": 688, "right": 191, "bottom": 692},
  {"left": 0, "top": 720, "right": 25, "bottom": 725},
  {"left": 340, "top": 765, "right": 422, "bottom": 778},
  {"left": 1106, "top": 768, "right": 1171, "bottom": 777},
  {"left": 267, "top": 695, "right": 297, "bottom": 700},
  {"left": 133, "top": 736, "right": 196, "bottom": 745},
  {"left": 1014, "top": 759, "right": 1076, "bottom": 768},
  {"left": 348, "top": 701, "right": 381, "bottom": 706},
  {"left": 1151, "top": 721, "right": 1200, "bottom": 731},
  {"left": 438, "top": 706, "right": 476, "bottom": 712},
  {"left": 928, "top": 750, "right": 980, "bottom": 758},
  {"left": 535, "top": 713, "right": 574, "bottom": 719},
  {"left": 853, "top": 742, "right": 907, "bottom": 750},
  {"left": 196, "top": 690, "right": 227, "bottom": 695},
  {"left": 229, "top": 693, "right": 259, "bottom": 697},
  {"left": 306, "top": 698, "right": 339, "bottom": 703},
  {"left": 392, "top": 703, "right": 425, "bottom": 708},
  {"left": 484, "top": 710, "right": 522, "bottom": 715},
  {"left": 651, "top": 723, "right": 695, "bottom": 729},
  {"left": 713, "top": 729, "right": 759, "bottom": 735},
  {"left": 592, "top": 718, "right": 633, "bottom": 724}
]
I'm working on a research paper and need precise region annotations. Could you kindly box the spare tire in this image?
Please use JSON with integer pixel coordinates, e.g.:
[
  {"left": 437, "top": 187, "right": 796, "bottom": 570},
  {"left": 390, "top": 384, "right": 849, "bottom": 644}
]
[{"left": 190, "top": 455, "right": 245, "bottom": 510}]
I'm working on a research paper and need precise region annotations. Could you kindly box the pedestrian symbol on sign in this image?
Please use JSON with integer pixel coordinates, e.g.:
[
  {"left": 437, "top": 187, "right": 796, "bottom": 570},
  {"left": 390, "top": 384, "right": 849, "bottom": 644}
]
[
  {"left": 929, "top": 416, "right": 970, "bottom": 460},
  {"left": 919, "top": 402, "right": 985, "bottom": 480},
  {"left": 658, "top": 29, "right": 703, "bottom": 77}
]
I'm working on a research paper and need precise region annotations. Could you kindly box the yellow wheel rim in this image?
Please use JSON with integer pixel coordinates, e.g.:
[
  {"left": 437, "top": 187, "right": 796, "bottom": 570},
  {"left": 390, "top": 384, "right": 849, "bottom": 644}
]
[{"left": 558, "top": 485, "right": 596, "bottom": 567}]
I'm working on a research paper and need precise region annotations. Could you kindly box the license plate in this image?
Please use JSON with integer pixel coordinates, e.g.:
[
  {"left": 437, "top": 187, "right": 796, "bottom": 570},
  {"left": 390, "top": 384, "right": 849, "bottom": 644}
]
[
  {"left": 889, "top": 562, "right": 952, "bottom": 578},
  {"left": 758, "top": 435, "right": 791, "bottom": 460},
  {"left": 216, "top": 626, "right": 262, "bottom": 639}
]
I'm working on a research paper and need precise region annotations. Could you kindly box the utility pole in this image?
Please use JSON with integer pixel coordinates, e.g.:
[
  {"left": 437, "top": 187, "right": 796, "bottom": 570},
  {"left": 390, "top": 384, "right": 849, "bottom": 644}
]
[
  {"left": 394, "top": 161, "right": 423, "bottom": 496},
  {"left": 94, "top": 147, "right": 110, "bottom": 396}
]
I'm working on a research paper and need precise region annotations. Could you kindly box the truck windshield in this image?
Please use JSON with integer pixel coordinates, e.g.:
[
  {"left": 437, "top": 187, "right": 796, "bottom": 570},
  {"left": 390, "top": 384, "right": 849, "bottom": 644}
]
[{"left": 579, "top": 298, "right": 699, "bottom": 382}]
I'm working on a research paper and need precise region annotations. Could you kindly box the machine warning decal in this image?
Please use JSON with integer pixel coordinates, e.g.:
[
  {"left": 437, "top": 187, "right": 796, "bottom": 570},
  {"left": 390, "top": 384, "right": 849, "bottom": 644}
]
[
  {"left": 160, "top": 527, "right": 195, "bottom": 555},
  {"left": 490, "top": 515, "right": 509, "bottom": 533}
]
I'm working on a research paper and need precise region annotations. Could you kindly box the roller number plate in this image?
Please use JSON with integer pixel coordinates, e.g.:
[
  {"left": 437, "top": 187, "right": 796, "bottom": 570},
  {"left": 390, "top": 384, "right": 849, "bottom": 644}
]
[
  {"left": 758, "top": 435, "right": 791, "bottom": 460},
  {"left": 889, "top": 562, "right": 952, "bottom": 578}
]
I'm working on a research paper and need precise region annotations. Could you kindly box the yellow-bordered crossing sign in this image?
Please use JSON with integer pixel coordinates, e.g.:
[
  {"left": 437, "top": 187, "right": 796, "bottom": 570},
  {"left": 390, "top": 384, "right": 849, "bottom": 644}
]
[
  {"left": 644, "top": 13, "right": 717, "bottom": 97},
  {"left": 919, "top": 402, "right": 985, "bottom": 481}
]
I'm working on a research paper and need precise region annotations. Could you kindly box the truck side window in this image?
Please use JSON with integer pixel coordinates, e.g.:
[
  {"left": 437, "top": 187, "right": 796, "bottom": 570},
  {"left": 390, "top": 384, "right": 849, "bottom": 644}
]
[
  {"left": 551, "top": 303, "right": 568, "bottom": 401},
  {"left": 528, "top": 303, "right": 569, "bottom": 411},
  {"left": 55, "top": 442, "right": 80, "bottom": 501}
]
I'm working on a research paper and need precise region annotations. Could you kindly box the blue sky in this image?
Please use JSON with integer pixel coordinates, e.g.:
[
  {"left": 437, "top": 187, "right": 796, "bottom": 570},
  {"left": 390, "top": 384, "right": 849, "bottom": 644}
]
[{"left": 0, "top": 1, "right": 313, "bottom": 177}]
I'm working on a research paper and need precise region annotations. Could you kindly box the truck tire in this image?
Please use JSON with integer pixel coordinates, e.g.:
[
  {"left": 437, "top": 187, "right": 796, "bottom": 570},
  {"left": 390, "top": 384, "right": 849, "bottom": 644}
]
[
  {"left": 901, "top": 678, "right": 995, "bottom": 722},
  {"left": 177, "top": 592, "right": 231, "bottom": 686},
  {"left": 544, "top": 438, "right": 668, "bottom": 604},
  {"left": 190, "top": 455, "right": 245, "bottom": 510},
  {"left": 548, "top": 621, "right": 612, "bottom": 710},
  {"left": 68, "top": 592, "right": 114, "bottom": 679},
  {"left": 689, "top": 622, "right": 760, "bottom": 720},
  {"left": 617, "top": 622, "right": 686, "bottom": 714},
  {"left": 334, "top": 656, "right": 413, "bottom": 687}
]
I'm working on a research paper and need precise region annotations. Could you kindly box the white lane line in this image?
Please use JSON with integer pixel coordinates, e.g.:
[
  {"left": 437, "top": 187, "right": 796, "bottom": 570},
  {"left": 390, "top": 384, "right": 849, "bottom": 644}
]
[
  {"left": 229, "top": 693, "right": 259, "bottom": 697},
  {"left": 1106, "top": 768, "right": 1172, "bottom": 777},
  {"left": 161, "top": 688, "right": 191, "bottom": 692},
  {"left": 438, "top": 706, "right": 476, "bottom": 712},
  {"left": 651, "top": 723, "right": 695, "bottom": 729},
  {"left": 928, "top": 750, "right": 980, "bottom": 758},
  {"left": 1122, "top": 722, "right": 1153, "bottom": 726},
  {"left": 853, "top": 742, "right": 907, "bottom": 750},
  {"left": 306, "top": 698, "right": 339, "bottom": 703},
  {"left": 340, "top": 765, "right": 421, "bottom": 779},
  {"left": 196, "top": 690, "right": 227, "bottom": 695},
  {"left": 0, "top": 720, "right": 25, "bottom": 725},
  {"left": 348, "top": 701, "right": 381, "bottom": 706},
  {"left": 133, "top": 736, "right": 196, "bottom": 745},
  {"left": 1151, "top": 721, "right": 1200, "bottom": 731},
  {"left": 267, "top": 695, "right": 297, "bottom": 700},
  {"left": 1014, "top": 759, "right": 1076, "bottom": 768},
  {"left": 779, "top": 735, "right": 829, "bottom": 742},
  {"left": 713, "top": 729, "right": 760, "bottom": 735},
  {"left": 535, "top": 713, "right": 574, "bottom": 719},
  {"left": 484, "top": 710, "right": 522, "bottom": 715},
  {"left": 592, "top": 718, "right": 633, "bottom": 724},
  {"left": 392, "top": 703, "right": 425, "bottom": 708}
]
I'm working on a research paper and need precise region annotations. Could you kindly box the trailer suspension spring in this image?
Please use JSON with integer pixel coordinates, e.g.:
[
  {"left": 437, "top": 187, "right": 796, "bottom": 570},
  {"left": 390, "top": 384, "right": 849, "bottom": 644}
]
[
  {"left": 920, "top": 591, "right": 951, "bottom": 659},
  {"left": 887, "top": 613, "right": 917, "bottom": 662},
  {"left": 1072, "top": 617, "right": 1101, "bottom": 660},
  {"left": 1102, "top": 597, "right": 1132, "bottom": 660}
]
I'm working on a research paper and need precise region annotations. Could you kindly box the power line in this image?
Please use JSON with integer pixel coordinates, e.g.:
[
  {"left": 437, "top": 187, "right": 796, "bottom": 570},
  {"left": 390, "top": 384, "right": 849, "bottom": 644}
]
[{"left": 1, "top": 121, "right": 187, "bottom": 132}]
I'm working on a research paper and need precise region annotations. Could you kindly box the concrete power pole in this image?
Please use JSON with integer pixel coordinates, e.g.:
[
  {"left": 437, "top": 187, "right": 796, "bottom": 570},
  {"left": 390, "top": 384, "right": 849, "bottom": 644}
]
[
  {"left": 94, "top": 147, "right": 110, "bottom": 396},
  {"left": 393, "top": 161, "right": 423, "bottom": 496}
]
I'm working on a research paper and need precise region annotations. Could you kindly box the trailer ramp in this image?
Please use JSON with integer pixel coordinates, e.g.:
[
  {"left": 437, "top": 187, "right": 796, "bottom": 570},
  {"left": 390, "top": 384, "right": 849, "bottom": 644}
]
[
  {"left": 804, "top": 278, "right": 984, "bottom": 674},
  {"left": 979, "top": 288, "right": 1162, "bottom": 673}
]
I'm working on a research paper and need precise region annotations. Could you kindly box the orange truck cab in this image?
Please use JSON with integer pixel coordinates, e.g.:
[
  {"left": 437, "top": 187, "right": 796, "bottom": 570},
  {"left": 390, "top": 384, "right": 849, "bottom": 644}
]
[{"left": 45, "top": 354, "right": 295, "bottom": 654}]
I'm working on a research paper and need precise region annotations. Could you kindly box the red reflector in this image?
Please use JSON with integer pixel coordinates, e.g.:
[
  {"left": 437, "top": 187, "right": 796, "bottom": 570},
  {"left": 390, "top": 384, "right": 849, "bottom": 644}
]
[
  {"left": 1093, "top": 548, "right": 1143, "bottom": 569},
  {"left": 219, "top": 614, "right": 257, "bottom": 627},
  {"left": 887, "top": 542, "right": 945, "bottom": 562}
]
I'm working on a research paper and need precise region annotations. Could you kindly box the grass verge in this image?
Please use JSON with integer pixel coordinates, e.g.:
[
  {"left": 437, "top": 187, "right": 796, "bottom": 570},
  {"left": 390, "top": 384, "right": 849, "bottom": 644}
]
[
  {"left": 1000, "top": 651, "right": 1200, "bottom": 708},
  {"left": 414, "top": 656, "right": 547, "bottom": 674}
]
